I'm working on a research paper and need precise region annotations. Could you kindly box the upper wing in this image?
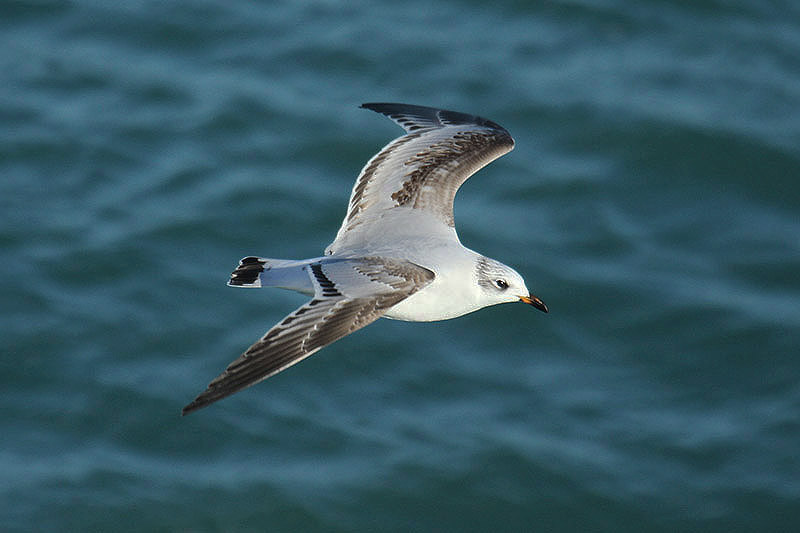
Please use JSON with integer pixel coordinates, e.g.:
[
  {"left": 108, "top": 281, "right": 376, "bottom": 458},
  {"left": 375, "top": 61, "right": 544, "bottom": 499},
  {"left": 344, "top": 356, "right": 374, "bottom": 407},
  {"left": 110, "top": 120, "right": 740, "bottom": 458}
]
[
  {"left": 326, "top": 103, "right": 514, "bottom": 254},
  {"left": 182, "top": 257, "right": 434, "bottom": 415}
]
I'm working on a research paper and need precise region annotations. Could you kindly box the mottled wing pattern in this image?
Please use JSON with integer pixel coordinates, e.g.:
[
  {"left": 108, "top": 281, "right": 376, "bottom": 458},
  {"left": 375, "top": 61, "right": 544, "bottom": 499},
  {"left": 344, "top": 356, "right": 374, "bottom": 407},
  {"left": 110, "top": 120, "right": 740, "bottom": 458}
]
[
  {"left": 327, "top": 103, "right": 514, "bottom": 253},
  {"left": 182, "top": 258, "right": 434, "bottom": 414}
]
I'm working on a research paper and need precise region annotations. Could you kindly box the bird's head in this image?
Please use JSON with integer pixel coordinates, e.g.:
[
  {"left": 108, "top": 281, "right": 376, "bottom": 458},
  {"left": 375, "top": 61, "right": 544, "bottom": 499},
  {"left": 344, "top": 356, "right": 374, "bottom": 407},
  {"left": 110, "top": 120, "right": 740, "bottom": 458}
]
[{"left": 475, "top": 257, "right": 548, "bottom": 313}]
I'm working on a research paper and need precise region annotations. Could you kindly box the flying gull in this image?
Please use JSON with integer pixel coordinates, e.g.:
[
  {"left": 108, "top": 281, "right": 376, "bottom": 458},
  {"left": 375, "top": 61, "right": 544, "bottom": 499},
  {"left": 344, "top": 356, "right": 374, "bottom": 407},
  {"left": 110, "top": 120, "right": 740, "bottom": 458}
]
[{"left": 182, "top": 103, "right": 548, "bottom": 415}]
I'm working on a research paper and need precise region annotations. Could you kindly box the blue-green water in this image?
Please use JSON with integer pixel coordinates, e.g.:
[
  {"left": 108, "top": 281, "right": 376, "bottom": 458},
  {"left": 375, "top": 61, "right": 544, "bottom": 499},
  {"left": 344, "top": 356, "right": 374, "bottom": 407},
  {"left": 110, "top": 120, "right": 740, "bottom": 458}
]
[{"left": 3, "top": 0, "right": 800, "bottom": 531}]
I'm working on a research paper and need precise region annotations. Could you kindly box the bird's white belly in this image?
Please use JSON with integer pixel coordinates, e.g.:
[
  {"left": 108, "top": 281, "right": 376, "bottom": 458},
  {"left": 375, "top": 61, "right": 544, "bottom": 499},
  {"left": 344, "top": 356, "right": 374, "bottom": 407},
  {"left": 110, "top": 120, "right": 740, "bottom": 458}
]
[{"left": 382, "top": 276, "right": 478, "bottom": 322}]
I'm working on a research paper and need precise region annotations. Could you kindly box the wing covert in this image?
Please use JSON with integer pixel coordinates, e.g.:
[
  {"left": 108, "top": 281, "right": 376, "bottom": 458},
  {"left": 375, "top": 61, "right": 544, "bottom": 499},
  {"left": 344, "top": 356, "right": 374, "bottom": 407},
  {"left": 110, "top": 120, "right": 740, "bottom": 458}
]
[
  {"left": 326, "top": 103, "right": 514, "bottom": 255},
  {"left": 182, "top": 258, "right": 433, "bottom": 414}
]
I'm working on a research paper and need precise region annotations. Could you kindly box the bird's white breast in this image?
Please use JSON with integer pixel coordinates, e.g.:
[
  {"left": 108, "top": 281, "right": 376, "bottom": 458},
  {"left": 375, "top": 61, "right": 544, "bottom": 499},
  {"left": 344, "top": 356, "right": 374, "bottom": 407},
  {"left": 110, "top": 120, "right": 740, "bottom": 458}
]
[{"left": 381, "top": 249, "right": 483, "bottom": 322}]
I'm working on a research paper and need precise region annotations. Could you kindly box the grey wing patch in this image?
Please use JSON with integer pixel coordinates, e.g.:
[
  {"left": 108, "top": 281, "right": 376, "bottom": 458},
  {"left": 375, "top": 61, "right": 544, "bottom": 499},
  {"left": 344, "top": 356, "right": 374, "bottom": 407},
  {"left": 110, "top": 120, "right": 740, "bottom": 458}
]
[
  {"left": 182, "top": 258, "right": 434, "bottom": 415},
  {"left": 341, "top": 130, "right": 425, "bottom": 229},
  {"left": 328, "top": 104, "right": 514, "bottom": 254},
  {"left": 387, "top": 127, "right": 512, "bottom": 225}
]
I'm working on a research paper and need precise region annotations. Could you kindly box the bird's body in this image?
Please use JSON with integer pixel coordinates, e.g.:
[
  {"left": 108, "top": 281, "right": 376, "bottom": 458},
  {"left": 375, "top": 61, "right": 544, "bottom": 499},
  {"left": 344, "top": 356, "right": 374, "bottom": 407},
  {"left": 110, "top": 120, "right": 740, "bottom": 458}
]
[{"left": 183, "top": 103, "right": 547, "bottom": 415}]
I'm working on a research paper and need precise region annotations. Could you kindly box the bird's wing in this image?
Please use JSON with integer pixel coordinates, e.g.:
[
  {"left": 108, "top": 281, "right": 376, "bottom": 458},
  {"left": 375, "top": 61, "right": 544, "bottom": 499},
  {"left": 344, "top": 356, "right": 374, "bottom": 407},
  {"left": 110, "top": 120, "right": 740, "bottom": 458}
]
[
  {"left": 326, "top": 103, "right": 514, "bottom": 254},
  {"left": 182, "top": 257, "right": 434, "bottom": 415}
]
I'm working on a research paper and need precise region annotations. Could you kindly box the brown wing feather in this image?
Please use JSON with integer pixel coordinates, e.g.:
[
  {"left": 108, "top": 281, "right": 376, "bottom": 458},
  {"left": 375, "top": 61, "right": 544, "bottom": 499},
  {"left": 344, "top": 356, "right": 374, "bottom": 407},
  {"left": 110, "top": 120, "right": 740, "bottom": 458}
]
[
  {"left": 182, "top": 258, "right": 433, "bottom": 415},
  {"left": 327, "top": 104, "right": 514, "bottom": 254}
]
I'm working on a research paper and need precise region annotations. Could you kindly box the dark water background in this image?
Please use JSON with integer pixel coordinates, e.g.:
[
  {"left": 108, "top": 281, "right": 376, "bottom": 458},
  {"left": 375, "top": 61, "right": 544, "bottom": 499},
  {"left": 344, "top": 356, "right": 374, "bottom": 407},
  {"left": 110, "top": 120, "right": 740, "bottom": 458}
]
[{"left": 3, "top": 0, "right": 800, "bottom": 531}]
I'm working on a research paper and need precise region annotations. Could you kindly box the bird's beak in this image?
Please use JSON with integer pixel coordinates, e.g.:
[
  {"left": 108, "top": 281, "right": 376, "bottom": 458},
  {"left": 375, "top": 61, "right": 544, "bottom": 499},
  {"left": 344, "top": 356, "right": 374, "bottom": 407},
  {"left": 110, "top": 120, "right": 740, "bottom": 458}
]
[{"left": 519, "top": 294, "right": 548, "bottom": 313}]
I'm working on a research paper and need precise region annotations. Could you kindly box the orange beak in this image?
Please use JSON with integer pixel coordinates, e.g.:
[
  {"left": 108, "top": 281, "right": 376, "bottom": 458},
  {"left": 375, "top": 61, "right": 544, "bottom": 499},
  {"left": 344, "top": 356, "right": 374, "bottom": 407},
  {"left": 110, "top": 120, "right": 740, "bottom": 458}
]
[{"left": 519, "top": 294, "right": 548, "bottom": 313}]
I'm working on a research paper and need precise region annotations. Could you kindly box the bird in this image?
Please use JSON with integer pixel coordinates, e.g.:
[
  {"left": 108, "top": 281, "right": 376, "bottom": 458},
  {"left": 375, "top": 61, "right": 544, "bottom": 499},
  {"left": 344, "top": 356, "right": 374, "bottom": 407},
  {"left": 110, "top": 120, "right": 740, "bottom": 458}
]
[{"left": 182, "top": 103, "right": 548, "bottom": 415}]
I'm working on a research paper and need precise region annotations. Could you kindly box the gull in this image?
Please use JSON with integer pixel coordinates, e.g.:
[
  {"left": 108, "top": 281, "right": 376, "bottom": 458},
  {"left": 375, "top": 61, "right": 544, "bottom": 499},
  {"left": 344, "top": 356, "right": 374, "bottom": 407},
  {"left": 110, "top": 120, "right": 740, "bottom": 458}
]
[{"left": 182, "top": 103, "right": 548, "bottom": 415}]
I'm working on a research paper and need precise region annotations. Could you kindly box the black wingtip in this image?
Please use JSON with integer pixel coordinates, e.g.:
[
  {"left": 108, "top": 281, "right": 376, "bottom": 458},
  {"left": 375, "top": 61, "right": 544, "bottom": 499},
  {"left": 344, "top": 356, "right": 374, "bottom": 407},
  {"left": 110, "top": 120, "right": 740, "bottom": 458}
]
[
  {"left": 181, "top": 389, "right": 222, "bottom": 416},
  {"left": 181, "top": 401, "right": 200, "bottom": 416},
  {"left": 360, "top": 102, "right": 508, "bottom": 133},
  {"left": 182, "top": 388, "right": 221, "bottom": 415}
]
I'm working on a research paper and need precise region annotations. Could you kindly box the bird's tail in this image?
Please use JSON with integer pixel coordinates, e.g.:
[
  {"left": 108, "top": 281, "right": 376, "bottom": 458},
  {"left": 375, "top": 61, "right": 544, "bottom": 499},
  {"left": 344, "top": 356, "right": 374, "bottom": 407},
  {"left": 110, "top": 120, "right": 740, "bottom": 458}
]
[{"left": 227, "top": 256, "right": 316, "bottom": 295}]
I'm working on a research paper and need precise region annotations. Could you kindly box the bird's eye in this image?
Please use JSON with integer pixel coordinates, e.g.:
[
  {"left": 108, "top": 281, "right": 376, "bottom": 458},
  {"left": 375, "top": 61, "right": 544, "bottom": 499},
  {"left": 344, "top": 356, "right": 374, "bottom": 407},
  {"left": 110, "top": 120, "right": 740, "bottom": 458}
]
[{"left": 495, "top": 279, "right": 508, "bottom": 290}]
